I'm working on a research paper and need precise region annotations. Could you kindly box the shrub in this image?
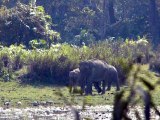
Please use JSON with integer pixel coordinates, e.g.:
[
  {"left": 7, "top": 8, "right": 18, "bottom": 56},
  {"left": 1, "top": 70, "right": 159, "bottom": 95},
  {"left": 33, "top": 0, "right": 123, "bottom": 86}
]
[
  {"left": 0, "top": 39, "right": 153, "bottom": 85},
  {"left": 73, "top": 29, "right": 96, "bottom": 46},
  {"left": 149, "top": 59, "right": 160, "bottom": 73},
  {"left": 26, "top": 41, "right": 135, "bottom": 85},
  {"left": 28, "top": 56, "right": 77, "bottom": 84},
  {"left": 0, "top": 3, "right": 60, "bottom": 46},
  {"left": 26, "top": 43, "right": 84, "bottom": 84},
  {"left": 121, "top": 37, "right": 152, "bottom": 64},
  {"left": 0, "top": 44, "right": 30, "bottom": 72},
  {"left": 112, "top": 57, "right": 133, "bottom": 85},
  {"left": 29, "top": 39, "right": 48, "bottom": 49}
]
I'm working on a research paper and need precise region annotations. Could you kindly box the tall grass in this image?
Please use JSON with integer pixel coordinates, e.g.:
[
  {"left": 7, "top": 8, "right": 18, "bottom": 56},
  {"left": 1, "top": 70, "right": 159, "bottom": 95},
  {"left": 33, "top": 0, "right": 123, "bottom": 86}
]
[{"left": 0, "top": 39, "right": 153, "bottom": 85}]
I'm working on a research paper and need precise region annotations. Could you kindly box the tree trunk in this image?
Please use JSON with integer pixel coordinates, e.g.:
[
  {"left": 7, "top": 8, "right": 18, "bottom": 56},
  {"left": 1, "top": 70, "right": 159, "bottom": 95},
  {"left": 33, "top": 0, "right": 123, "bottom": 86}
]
[
  {"left": 108, "top": 0, "right": 116, "bottom": 24},
  {"left": 149, "top": 0, "right": 160, "bottom": 45},
  {"left": 100, "top": 0, "right": 109, "bottom": 39}
]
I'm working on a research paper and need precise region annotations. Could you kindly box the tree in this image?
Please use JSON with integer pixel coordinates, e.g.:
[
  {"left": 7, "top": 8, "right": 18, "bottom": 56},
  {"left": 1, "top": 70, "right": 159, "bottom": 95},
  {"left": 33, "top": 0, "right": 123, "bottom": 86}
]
[
  {"left": 0, "top": 3, "right": 60, "bottom": 46},
  {"left": 149, "top": 0, "right": 160, "bottom": 45},
  {"left": 108, "top": 0, "right": 116, "bottom": 24},
  {"left": 1, "top": 0, "right": 160, "bottom": 46}
]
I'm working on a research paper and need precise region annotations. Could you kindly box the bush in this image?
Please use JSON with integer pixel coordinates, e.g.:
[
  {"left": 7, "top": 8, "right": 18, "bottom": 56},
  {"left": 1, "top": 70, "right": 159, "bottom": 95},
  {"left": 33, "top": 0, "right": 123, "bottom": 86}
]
[
  {"left": 73, "top": 29, "right": 96, "bottom": 46},
  {"left": 0, "top": 39, "right": 153, "bottom": 85},
  {"left": 112, "top": 57, "right": 133, "bottom": 85},
  {"left": 120, "top": 37, "right": 152, "bottom": 64},
  {"left": 149, "top": 59, "right": 160, "bottom": 73},
  {"left": 0, "top": 3, "right": 60, "bottom": 46},
  {"left": 27, "top": 42, "right": 134, "bottom": 85},
  {"left": 29, "top": 39, "right": 48, "bottom": 49},
  {"left": 28, "top": 45, "right": 79, "bottom": 84}
]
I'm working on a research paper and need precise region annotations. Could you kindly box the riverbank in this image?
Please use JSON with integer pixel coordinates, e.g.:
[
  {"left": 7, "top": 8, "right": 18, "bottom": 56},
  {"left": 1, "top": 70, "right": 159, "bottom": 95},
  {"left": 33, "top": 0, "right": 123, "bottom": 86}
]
[{"left": 0, "top": 105, "right": 159, "bottom": 120}]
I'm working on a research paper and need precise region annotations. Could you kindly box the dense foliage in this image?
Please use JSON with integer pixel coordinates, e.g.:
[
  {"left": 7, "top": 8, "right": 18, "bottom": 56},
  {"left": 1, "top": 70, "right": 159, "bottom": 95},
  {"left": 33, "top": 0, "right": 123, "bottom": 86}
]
[
  {"left": 0, "top": 1, "right": 160, "bottom": 119},
  {"left": 0, "top": 0, "right": 160, "bottom": 46},
  {"left": 0, "top": 3, "right": 60, "bottom": 46},
  {"left": 0, "top": 38, "right": 154, "bottom": 85}
]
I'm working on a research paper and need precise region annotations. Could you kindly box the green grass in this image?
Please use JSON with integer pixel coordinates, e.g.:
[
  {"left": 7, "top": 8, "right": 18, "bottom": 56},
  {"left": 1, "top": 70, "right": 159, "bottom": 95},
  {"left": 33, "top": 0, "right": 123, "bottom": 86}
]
[
  {"left": 0, "top": 64, "right": 159, "bottom": 108},
  {"left": 0, "top": 81, "right": 118, "bottom": 107}
]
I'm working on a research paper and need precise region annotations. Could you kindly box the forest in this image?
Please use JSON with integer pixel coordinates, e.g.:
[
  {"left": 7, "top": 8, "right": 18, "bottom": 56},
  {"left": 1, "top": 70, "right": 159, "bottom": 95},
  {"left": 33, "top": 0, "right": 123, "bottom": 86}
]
[{"left": 0, "top": 0, "right": 160, "bottom": 119}]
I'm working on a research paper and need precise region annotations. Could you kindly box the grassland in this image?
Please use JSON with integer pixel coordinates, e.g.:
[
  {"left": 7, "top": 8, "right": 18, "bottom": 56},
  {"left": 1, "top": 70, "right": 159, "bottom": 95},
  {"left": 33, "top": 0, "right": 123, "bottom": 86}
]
[{"left": 0, "top": 64, "right": 159, "bottom": 108}]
